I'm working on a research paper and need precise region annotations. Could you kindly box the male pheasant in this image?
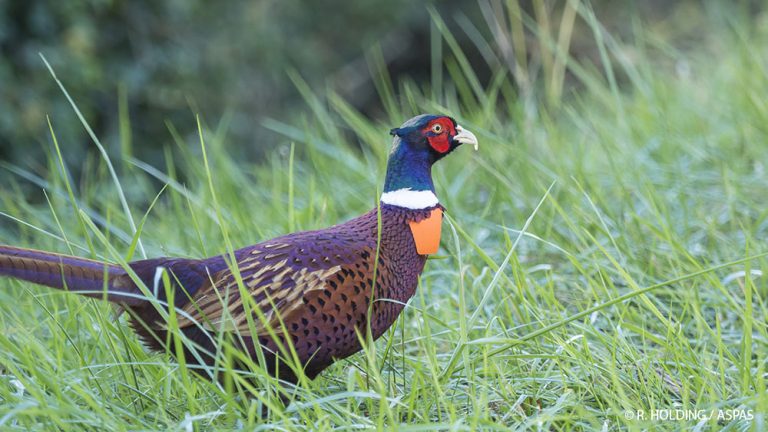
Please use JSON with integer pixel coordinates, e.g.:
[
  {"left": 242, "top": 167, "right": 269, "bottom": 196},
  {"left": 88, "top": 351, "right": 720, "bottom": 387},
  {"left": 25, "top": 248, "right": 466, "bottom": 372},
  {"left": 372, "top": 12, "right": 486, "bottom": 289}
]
[{"left": 0, "top": 114, "right": 478, "bottom": 384}]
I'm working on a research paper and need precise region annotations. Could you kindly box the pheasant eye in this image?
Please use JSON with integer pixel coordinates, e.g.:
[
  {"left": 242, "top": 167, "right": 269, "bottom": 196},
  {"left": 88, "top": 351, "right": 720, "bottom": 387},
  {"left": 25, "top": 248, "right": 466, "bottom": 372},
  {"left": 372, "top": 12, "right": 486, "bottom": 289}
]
[{"left": 431, "top": 124, "right": 443, "bottom": 134}]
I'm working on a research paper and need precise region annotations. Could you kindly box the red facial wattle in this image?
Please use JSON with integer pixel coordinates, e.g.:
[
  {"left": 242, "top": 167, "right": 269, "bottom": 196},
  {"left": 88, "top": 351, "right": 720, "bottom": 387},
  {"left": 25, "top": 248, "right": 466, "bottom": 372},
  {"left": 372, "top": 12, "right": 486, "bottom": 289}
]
[
  {"left": 424, "top": 117, "right": 456, "bottom": 154},
  {"left": 427, "top": 134, "right": 450, "bottom": 153}
]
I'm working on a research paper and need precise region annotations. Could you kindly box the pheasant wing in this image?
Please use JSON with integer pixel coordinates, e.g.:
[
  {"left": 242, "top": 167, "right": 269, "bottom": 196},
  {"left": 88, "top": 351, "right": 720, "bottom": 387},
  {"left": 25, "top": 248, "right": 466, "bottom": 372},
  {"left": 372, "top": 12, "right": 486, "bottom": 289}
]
[{"left": 175, "top": 236, "right": 371, "bottom": 337}]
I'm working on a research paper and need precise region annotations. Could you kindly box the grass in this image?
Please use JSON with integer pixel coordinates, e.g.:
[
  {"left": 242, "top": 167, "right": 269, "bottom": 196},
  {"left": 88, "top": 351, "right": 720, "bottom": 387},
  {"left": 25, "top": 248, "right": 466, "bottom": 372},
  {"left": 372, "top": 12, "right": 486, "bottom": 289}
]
[{"left": 1, "top": 3, "right": 767, "bottom": 430}]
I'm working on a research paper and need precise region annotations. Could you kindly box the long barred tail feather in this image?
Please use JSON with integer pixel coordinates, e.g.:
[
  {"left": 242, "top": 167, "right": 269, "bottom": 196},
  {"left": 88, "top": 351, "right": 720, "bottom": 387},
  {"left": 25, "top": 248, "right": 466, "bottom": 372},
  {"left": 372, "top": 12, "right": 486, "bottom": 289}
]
[{"left": 0, "top": 245, "right": 143, "bottom": 305}]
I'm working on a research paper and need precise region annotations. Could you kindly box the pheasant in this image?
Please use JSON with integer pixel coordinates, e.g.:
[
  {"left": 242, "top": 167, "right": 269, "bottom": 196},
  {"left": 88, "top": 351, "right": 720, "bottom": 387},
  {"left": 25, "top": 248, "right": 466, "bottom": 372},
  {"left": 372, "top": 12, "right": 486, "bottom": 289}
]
[{"left": 0, "top": 114, "right": 478, "bottom": 384}]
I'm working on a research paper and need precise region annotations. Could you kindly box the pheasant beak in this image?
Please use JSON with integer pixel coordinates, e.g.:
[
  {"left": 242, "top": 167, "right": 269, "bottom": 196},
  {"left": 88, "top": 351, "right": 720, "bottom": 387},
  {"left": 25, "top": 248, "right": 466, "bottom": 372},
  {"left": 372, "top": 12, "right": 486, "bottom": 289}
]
[{"left": 454, "top": 125, "right": 479, "bottom": 151}]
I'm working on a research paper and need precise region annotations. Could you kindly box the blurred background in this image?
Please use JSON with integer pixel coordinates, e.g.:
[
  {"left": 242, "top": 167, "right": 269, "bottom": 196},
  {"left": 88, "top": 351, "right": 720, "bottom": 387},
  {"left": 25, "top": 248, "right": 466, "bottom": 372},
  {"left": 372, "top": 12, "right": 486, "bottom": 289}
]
[{"left": 0, "top": 0, "right": 762, "bottom": 181}]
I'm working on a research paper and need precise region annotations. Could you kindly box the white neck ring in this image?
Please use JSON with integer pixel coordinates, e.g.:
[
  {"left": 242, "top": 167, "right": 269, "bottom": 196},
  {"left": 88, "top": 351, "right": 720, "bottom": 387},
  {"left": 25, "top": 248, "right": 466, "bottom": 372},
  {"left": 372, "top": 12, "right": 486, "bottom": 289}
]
[{"left": 380, "top": 188, "right": 439, "bottom": 210}]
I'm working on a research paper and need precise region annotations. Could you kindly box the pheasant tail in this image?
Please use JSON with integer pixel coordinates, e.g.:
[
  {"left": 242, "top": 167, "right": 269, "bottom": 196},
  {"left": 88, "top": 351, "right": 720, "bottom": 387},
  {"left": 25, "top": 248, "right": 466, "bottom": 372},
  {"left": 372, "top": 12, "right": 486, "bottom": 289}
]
[{"left": 0, "top": 245, "right": 140, "bottom": 304}]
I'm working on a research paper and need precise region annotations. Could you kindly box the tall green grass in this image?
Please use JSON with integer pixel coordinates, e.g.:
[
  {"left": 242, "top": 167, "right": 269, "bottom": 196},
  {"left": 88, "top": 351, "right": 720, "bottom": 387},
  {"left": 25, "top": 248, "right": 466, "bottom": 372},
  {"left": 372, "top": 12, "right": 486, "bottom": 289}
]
[{"left": 1, "top": 3, "right": 767, "bottom": 430}]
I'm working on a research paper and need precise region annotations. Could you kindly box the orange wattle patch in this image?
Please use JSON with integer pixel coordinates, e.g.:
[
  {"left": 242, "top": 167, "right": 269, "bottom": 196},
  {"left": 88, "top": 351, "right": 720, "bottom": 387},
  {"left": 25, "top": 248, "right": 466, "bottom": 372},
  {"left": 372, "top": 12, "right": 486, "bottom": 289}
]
[{"left": 408, "top": 208, "right": 443, "bottom": 255}]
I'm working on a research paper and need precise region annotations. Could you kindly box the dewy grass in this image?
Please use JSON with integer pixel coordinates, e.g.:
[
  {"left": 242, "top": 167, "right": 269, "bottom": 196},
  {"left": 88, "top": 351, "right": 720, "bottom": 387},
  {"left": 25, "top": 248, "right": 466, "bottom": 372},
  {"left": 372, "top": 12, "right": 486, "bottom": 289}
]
[{"left": 1, "top": 5, "right": 767, "bottom": 431}]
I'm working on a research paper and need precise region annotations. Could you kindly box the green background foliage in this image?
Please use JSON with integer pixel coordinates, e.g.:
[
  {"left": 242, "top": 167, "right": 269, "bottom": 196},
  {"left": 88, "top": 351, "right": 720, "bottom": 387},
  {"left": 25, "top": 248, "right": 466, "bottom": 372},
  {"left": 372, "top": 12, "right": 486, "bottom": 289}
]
[{"left": 0, "top": 0, "right": 741, "bottom": 179}]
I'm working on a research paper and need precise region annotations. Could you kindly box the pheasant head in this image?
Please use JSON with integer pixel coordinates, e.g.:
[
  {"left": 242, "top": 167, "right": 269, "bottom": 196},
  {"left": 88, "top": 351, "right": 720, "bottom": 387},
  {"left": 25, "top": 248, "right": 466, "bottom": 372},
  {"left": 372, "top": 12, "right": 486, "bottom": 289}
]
[{"left": 382, "top": 114, "right": 478, "bottom": 209}]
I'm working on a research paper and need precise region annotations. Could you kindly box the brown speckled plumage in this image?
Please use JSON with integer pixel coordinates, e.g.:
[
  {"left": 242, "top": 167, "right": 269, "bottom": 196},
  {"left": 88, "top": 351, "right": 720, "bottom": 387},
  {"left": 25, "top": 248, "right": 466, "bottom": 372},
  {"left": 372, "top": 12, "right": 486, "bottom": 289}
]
[{"left": 126, "top": 204, "right": 440, "bottom": 382}]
